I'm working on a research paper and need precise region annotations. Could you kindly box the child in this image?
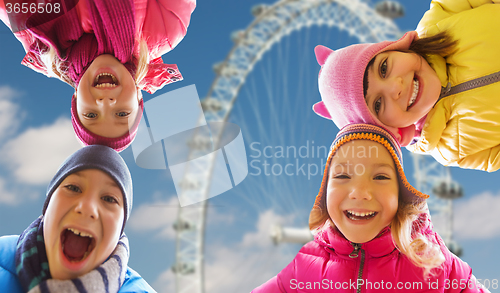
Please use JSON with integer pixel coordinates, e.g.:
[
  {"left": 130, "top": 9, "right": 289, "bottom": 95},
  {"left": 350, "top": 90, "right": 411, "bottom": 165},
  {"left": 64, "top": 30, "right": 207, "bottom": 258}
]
[
  {"left": 0, "top": 145, "right": 155, "bottom": 292},
  {"left": 0, "top": 0, "right": 195, "bottom": 152},
  {"left": 312, "top": 1, "right": 500, "bottom": 172},
  {"left": 252, "top": 124, "right": 488, "bottom": 293}
]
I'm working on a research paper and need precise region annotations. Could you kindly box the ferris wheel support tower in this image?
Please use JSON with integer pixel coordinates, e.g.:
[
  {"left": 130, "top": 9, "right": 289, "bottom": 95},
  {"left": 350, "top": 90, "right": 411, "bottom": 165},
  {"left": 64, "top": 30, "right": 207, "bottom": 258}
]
[
  {"left": 411, "top": 153, "right": 463, "bottom": 256},
  {"left": 173, "top": 1, "right": 401, "bottom": 292}
]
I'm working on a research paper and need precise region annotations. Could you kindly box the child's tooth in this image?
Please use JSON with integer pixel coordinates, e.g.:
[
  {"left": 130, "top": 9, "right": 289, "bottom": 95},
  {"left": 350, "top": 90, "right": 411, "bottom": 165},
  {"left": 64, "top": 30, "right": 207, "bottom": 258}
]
[
  {"left": 408, "top": 79, "right": 419, "bottom": 107},
  {"left": 80, "top": 231, "right": 92, "bottom": 238},
  {"left": 67, "top": 227, "right": 93, "bottom": 238}
]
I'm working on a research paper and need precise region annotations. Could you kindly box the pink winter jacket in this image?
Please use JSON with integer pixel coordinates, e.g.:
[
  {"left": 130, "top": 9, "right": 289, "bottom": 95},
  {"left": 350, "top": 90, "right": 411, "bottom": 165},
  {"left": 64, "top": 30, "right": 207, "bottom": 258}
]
[
  {"left": 0, "top": 0, "right": 195, "bottom": 94},
  {"left": 253, "top": 214, "right": 488, "bottom": 293}
]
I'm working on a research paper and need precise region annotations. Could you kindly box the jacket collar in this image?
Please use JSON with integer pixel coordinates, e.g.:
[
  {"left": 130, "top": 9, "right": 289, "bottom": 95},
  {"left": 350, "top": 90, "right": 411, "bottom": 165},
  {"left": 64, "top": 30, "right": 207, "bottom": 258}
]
[{"left": 315, "top": 213, "right": 431, "bottom": 258}]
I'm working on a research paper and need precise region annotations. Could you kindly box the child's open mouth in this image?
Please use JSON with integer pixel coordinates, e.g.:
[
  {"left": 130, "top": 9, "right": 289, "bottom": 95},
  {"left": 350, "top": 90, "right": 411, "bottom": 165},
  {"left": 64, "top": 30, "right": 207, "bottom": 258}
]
[
  {"left": 61, "top": 228, "right": 96, "bottom": 263},
  {"left": 344, "top": 210, "right": 377, "bottom": 221},
  {"left": 93, "top": 72, "right": 119, "bottom": 88}
]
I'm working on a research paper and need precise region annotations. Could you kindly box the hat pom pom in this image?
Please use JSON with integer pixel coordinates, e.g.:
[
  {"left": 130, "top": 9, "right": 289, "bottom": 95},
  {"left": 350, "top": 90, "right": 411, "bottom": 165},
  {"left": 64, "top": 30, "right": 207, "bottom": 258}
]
[{"left": 314, "top": 45, "right": 333, "bottom": 66}]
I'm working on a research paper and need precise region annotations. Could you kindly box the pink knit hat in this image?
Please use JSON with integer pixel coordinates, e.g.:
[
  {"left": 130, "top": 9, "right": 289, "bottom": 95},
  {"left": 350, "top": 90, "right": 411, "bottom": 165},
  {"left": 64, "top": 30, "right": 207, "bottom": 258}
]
[
  {"left": 71, "top": 95, "right": 144, "bottom": 152},
  {"left": 313, "top": 31, "right": 419, "bottom": 146}
]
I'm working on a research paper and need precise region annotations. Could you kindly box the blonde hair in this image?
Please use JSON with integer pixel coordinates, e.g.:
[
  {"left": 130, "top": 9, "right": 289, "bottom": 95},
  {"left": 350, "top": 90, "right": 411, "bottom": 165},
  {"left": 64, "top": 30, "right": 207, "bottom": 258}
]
[
  {"left": 390, "top": 200, "right": 445, "bottom": 278},
  {"left": 39, "top": 39, "right": 150, "bottom": 89},
  {"left": 309, "top": 161, "right": 444, "bottom": 279},
  {"left": 38, "top": 44, "right": 74, "bottom": 86}
]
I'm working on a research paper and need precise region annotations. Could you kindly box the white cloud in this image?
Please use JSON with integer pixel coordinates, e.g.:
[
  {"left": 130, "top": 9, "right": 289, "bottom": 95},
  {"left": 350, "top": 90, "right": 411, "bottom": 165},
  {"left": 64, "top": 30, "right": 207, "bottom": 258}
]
[
  {"left": 153, "top": 270, "right": 176, "bottom": 293},
  {"left": 128, "top": 195, "right": 180, "bottom": 239},
  {"left": 128, "top": 195, "right": 237, "bottom": 240},
  {"left": 0, "top": 117, "right": 82, "bottom": 185},
  {"left": 453, "top": 191, "right": 500, "bottom": 240},
  {"left": 241, "top": 209, "right": 295, "bottom": 248},
  {"left": 0, "top": 178, "right": 17, "bottom": 205},
  {"left": 0, "top": 177, "right": 40, "bottom": 206},
  {"left": 153, "top": 209, "right": 299, "bottom": 293},
  {"left": 0, "top": 91, "right": 80, "bottom": 204},
  {"left": 0, "top": 86, "right": 23, "bottom": 140},
  {"left": 204, "top": 210, "right": 298, "bottom": 293}
]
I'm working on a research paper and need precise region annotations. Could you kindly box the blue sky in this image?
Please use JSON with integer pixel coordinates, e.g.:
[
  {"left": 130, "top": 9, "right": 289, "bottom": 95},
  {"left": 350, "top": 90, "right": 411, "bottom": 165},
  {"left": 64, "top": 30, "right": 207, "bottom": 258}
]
[{"left": 1, "top": 0, "right": 500, "bottom": 292}]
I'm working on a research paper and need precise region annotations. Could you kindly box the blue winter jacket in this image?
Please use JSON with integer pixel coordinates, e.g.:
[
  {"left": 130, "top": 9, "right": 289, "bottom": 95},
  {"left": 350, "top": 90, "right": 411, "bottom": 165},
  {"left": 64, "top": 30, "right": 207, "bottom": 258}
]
[{"left": 0, "top": 235, "right": 156, "bottom": 292}]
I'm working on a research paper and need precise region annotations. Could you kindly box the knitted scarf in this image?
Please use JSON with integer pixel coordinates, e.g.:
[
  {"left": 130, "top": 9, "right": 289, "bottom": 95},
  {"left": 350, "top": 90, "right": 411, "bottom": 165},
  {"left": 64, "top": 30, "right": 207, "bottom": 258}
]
[
  {"left": 27, "top": 0, "right": 136, "bottom": 86},
  {"left": 15, "top": 216, "right": 129, "bottom": 293},
  {"left": 66, "top": 0, "right": 136, "bottom": 85}
]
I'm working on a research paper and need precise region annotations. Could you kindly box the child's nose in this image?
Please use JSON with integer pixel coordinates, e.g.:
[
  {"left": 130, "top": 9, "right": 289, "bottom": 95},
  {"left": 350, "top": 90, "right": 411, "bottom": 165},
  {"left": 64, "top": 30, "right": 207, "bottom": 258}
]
[
  {"left": 348, "top": 186, "right": 373, "bottom": 200},
  {"left": 96, "top": 97, "right": 117, "bottom": 106},
  {"left": 387, "top": 77, "right": 403, "bottom": 100},
  {"left": 75, "top": 195, "right": 98, "bottom": 219}
]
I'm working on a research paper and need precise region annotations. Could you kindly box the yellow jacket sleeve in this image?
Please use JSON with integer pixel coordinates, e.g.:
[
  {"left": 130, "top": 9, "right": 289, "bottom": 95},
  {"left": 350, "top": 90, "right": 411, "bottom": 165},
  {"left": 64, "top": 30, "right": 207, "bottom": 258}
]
[
  {"left": 417, "top": 0, "right": 499, "bottom": 37},
  {"left": 456, "top": 145, "right": 500, "bottom": 172},
  {"left": 408, "top": 1, "right": 500, "bottom": 172}
]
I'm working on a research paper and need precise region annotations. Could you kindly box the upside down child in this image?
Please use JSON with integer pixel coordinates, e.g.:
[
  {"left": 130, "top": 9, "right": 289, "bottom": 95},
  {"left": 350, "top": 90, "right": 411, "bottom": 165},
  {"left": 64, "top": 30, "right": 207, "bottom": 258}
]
[
  {"left": 313, "top": 0, "right": 500, "bottom": 172},
  {"left": 0, "top": 0, "right": 195, "bottom": 152}
]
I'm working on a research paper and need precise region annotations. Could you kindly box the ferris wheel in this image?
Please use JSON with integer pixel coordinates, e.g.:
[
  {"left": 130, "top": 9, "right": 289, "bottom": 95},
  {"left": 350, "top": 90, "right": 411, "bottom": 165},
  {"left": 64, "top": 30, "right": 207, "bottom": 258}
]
[
  {"left": 411, "top": 153, "right": 463, "bottom": 256},
  {"left": 171, "top": 1, "right": 415, "bottom": 292}
]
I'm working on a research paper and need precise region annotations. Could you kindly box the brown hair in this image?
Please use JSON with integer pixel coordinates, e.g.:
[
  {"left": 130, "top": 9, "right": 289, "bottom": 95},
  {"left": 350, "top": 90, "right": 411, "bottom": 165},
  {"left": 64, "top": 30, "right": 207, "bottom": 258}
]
[{"left": 363, "top": 31, "right": 458, "bottom": 98}]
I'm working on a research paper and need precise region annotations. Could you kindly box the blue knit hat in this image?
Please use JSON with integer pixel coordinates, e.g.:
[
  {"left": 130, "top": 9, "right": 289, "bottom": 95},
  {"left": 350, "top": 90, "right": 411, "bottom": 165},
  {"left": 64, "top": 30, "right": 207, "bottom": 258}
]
[{"left": 42, "top": 145, "right": 133, "bottom": 233}]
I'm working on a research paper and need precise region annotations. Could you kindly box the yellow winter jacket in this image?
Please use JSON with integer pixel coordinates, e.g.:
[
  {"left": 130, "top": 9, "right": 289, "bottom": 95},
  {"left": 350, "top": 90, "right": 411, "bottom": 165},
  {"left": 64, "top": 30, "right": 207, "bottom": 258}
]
[{"left": 407, "top": 0, "right": 500, "bottom": 172}]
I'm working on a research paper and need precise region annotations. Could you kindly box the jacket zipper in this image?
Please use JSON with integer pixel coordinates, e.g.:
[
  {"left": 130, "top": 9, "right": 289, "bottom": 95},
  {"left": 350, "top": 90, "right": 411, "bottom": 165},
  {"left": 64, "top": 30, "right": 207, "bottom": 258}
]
[
  {"left": 349, "top": 243, "right": 361, "bottom": 258},
  {"left": 349, "top": 243, "right": 365, "bottom": 293},
  {"left": 439, "top": 70, "right": 500, "bottom": 99}
]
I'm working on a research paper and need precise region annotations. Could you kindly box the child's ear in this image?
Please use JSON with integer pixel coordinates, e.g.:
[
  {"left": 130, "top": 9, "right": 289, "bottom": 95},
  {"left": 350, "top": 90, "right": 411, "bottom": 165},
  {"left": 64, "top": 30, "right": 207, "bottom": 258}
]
[{"left": 314, "top": 45, "right": 333, "bottom": 66}]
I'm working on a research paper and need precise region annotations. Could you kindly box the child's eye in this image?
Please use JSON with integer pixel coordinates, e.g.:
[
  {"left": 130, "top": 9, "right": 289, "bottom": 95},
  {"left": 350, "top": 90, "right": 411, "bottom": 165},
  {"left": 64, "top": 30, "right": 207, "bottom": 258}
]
[
  {"left": 102, "top": 195, "right": 118, "bottom": 204},
  {"left": 64, "top": 184, "right": 81, "bottom": 193},
  {"left": 84, "top": 113, "right": 97, "bottom": 119},
  {"left": 380, "top": 59, "right": 388, "bottom": 78},
  {"left": 333, "top": 174, "right": 350, "bottom": 179},
  {"left": 374, "top": 174, "right": 390, "bottom": 180},
  {"left": 374, "top": 98, "right": 382, "bottom": 114},
  {"left": 116, "top": 112, "right": 130, "bottom": 117}
]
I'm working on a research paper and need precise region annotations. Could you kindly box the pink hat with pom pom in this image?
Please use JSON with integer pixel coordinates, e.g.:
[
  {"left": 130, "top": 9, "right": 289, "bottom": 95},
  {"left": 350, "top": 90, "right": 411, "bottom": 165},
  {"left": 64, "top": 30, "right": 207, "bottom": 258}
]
[
  {"left": 313, "top": 31, "right": 419, "bottom": 146},
  {"left": 71, "top": 95, "right": 144, "bottom": 152}
]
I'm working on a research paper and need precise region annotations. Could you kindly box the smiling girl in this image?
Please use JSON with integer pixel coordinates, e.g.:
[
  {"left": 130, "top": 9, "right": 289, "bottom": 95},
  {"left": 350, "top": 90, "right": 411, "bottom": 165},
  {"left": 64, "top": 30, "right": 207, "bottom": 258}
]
[
  {"left": 0, "top": 0, "right": 195, "bottom": 151},
  {"left": 253, "top": 124, "right": 487, "bottom": 293},
  {"left": 312, "top": 0, "right": 500, "bottom": 172}
]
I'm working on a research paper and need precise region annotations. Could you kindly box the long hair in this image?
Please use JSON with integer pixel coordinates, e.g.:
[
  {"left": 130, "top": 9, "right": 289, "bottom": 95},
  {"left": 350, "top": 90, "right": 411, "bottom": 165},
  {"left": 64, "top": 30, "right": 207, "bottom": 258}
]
[
  {"left": 391, "top": 199, "right": 444, "bottom": 278},
  {"left": 39, "top": 39, "right": 150, "bottom": 89},
  {"left": 309, "top": 156, "right": 444, "bottom": 279},
  {"left": 406, "top": 31, "right": 458, "bottom": 62},
  {"left": 363, "top": 31, "right": 458, "bottom": 98}
]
